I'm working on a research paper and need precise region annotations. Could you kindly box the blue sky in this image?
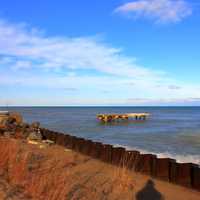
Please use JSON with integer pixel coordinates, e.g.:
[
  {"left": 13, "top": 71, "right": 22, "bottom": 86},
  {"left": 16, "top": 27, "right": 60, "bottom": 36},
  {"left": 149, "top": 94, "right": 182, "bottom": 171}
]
[{"left": 0, "top": 0, "right": 200, "bottom": 106}]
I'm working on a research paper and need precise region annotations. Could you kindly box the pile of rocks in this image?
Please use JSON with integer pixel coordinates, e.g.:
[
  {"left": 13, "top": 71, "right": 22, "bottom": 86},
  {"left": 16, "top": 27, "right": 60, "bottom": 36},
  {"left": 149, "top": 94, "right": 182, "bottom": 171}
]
[{"left": 0, "top": 111, "right": 42, "bottom": 141}]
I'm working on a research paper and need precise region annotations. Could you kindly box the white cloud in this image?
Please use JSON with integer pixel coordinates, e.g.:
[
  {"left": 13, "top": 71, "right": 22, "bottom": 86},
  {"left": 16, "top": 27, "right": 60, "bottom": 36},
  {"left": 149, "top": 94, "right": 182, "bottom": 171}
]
[
  {"left": 115, "top": 0, "right": 192, "bottom": 23},
  {"left": 126, "top": 97, "right": 200, "bottom": 106},
  {"left": 0, "top": 18, "right": 200, "bottom": 106},
  {"left": 0, "top": 19, "right": 161, "bottom": 79}
]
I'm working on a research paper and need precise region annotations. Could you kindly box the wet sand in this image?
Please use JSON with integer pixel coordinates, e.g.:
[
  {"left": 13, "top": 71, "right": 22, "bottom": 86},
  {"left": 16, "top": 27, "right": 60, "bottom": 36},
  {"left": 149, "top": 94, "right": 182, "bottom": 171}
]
[{"left": 0, "top": 137, "right": 199, "bottom": 200}]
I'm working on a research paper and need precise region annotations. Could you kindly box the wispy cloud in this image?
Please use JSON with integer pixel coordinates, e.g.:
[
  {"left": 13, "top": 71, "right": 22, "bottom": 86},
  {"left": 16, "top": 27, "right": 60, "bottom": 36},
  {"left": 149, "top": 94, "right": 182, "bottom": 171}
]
[
  {"left": 0, "top": 18, "right": 200, "bottom": 105},
  {"left": 0, "top": 19, "right": 161, "bottom": 79},
  {"left": 126, "top": 97, "right": 200, "bottom": 105},
  {"left": 63, "top": 87, "right": 79, "bottom": 92},
  {"left": 168, "top": 85, "right": 182, "bottom": 90},
  {"left": 115, "top": 0, "right": 192, "bottom": 23}
]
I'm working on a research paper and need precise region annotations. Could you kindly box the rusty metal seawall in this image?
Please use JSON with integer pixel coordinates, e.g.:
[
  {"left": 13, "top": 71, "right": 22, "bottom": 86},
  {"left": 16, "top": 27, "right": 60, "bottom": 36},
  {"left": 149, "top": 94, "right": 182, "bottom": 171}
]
[{"left": 40, "top": 128, "right": 200, "bottom": 191}]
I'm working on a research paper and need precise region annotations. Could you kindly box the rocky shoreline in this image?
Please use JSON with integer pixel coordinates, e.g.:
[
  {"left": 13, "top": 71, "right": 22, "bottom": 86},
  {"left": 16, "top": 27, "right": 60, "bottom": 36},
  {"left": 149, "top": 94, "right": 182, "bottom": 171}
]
[{"left": 0, "top": 111, "right": 200, "bottom": 193}]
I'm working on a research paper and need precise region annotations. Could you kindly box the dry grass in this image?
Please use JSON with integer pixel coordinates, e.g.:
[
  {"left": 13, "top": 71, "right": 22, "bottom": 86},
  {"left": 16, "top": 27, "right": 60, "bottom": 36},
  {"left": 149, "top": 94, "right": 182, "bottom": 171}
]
[
  {"left": 0, "top": 138, "right": 136, "bottom": 200},
  {"left": 1, "top": 137, "right": 200, "bottom": 200},
  {"left": 112, "top": 154, "right": 135, "bottom": 194},
  {"left": 0, "top": 138, "right": 84, "bottom": 200}
]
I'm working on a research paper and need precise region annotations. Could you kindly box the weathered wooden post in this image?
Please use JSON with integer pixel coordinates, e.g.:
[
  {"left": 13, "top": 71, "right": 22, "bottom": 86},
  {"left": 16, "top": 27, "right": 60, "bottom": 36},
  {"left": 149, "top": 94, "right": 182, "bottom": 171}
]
[
  {"left": 154, "top": 158, "right": 176, "bottom": 181},
  {"left": 170, "top": 162, "right": 196, "bottom": 187},
  {"left": 135, "top": 154, "right": 157, "bottom": 175},
  {"left": 192, "top": 165, "right": 200, "bottom": 191}
]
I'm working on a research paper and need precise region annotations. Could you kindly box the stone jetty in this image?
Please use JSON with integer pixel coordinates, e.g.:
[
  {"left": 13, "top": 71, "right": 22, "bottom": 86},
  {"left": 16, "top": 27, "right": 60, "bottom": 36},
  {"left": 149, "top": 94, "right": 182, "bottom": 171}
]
[{"left": 97, "top": 113, "right": 150, "bottom": 122}]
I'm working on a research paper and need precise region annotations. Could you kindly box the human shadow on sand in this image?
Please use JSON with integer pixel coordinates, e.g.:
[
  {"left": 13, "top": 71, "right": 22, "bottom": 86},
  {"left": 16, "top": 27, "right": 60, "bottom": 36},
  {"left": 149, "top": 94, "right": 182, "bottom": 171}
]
[{"left": 136, "top": 179, "right": 164, "bottom": 200}]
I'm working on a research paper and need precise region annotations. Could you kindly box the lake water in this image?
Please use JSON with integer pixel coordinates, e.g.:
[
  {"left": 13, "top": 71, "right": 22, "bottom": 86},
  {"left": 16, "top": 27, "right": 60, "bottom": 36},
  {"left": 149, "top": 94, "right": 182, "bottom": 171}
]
[{"left": 1, "top": 106, "right": 200, "bottom": 164}]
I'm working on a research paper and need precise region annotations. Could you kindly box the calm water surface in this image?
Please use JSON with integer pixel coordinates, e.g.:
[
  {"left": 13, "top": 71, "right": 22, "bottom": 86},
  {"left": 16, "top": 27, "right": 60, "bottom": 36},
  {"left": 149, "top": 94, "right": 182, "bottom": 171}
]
[{"left": 1, "top": 107, "right": 200, "bottom": 164}]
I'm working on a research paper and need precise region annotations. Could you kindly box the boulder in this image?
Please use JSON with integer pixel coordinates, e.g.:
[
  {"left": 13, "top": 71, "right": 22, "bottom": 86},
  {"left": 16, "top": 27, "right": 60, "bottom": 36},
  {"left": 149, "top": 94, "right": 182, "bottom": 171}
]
[
  {"left": 9, "top": 112, "right": 23, "bottom": 124},
  {"left": 0, "top": 111, "right": 9, "bottom": 128},
  {"left": 0, "top": 111, "right": 23, "bottom": 131},
  {"left": 43, "top": 139, "right": 55, "bottom": 145},
  {"left": 30, "top": 122, "right": 40, "bottom": 129},
  {"left": 27, "top": 130, "right": 42, "bottom": 141},
  {"left": 14, "top": 128, "right": 26, "bottom": 139},
  {"left": 4, "top": 131, "right": 15, "bottom": 138}
]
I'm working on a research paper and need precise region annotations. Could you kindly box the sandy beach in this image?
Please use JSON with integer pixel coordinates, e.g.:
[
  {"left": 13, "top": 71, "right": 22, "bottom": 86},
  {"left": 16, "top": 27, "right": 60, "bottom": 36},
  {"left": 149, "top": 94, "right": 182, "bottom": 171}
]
[{"left": 0, "top": 137, "right": 199, "bottom": 200}]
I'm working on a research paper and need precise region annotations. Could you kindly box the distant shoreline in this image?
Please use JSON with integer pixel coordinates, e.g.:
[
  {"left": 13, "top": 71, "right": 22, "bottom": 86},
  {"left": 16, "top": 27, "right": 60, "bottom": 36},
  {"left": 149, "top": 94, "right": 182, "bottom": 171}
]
[{"left": 1, "top": 105, "right": 200, "bottom": 108}]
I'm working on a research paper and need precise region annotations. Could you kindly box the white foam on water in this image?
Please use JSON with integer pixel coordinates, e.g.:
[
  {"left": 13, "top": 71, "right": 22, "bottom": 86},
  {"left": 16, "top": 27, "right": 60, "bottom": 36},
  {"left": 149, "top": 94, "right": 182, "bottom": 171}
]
[{"left": 113, "top": 144, "right": 200, "bottom": 166}]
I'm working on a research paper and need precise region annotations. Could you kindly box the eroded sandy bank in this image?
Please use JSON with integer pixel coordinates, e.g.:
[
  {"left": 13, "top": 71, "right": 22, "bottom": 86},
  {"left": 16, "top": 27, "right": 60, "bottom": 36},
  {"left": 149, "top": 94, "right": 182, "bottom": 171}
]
[{"left": 0, "top": 137, "right": 199, "bottom": 200}]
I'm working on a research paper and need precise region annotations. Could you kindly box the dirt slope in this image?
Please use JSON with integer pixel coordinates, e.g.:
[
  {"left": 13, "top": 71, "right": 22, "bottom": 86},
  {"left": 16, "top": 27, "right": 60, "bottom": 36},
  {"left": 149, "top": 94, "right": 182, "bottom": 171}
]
[{"left": 0, "top": 138, "right": 199, "bottom": 200}]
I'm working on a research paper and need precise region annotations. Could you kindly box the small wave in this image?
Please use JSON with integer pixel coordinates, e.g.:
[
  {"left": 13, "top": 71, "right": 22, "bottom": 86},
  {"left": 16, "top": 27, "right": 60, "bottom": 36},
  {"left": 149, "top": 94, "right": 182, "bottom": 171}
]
[{"left": 113, "top": 144, "right": 200, "bottom": 166}]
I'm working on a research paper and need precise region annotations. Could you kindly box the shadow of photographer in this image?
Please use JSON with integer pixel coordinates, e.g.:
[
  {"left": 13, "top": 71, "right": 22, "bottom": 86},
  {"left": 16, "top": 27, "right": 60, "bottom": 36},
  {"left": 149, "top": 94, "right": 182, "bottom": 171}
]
[{"left": 136, "top": 179, "right": 164, "bottom": 200}]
